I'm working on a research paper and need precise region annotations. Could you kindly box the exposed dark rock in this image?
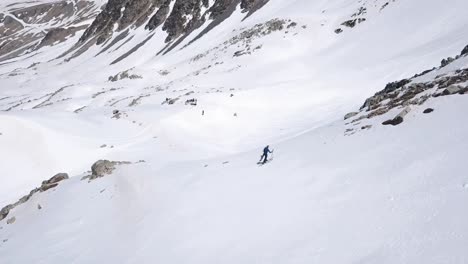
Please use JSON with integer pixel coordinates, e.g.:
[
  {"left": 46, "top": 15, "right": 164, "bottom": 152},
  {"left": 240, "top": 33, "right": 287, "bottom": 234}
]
[
  {"left": 361, "top": 79, "right": 410, "bottom": 110},
  {"left": 0, "top": 205, "right": 13, "bottom": 221},
  {"left": 382, "top": 116, "right": 403, "bottom": 126},
  {"left": 461, "top": 44, "right": 468, "bottom": 56},
  {"left": 209, "top": 0, "right": 239, "bottom": 19},
  {"left": 334, "top": 28, "right": 343, "bottom": 34},
  {"left": 109, "top": 69, "right": 142, "bottom": 81},
  {"left": 349, "top": 47, "right": 468, "bottom": 133},
  {"left": 441, "top": 57, "right": 455, "bottom": 68},
  {"left": 1, "top": 0, "right": 96, "bottom": 61},
  {"left": 145, "top": 0, "right": 171, "bottom": 30},
  {"left": 162, "top": 0, "right": 208, "bottom": 42},
  {"left": 78, "top": 0, "right": 269, "bottom": 49},
  {"left": 37, "top": 26, "right": 87, "bottom": 48},
  {"left": 11, "top": 1, "right": 74, "bottom": 24},
  {"left": 240, "top": 0, "right": 270, "bottom": 18},
  {"left": 459, "top": 87, "right": 468, "bottom": 95},
  {"left": 341, "top": 18, "right": 366, "bottom": 28},
  {"left": 423, "top": 108, "right": 434, "bottom": 114},
  {"left": 79, "top": 0, "right": 129, "bottom": 44},
  {"left": 378, "top": 79, "right": 411, "bottom": 96},
  {"left": 412, "top": 67, "right": 436, "bottom": 78}
]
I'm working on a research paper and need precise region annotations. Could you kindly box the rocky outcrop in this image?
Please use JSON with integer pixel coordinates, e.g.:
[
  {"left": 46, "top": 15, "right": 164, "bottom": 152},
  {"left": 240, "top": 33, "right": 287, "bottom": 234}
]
[
  {"left": 341, "top": 18, "right": 366, "bottom": 28},
  {"left": 423, "top": 108, "right": 434, "bottom": 114},
  {"left": 91, "top": 160, "right": 116, "bottom": 179},
  {"left": 79, "top": 0, "right": 131, "bottom": 45},
  {"left": 11, "top": 1, "right": 75, "bottom": 24},
  {"left": 162, "top": 0, "right": 209, "bottom": 42},
  {"left": 145, "top": 0, "right": 172, "bottom": 30},
  {"left": 0, "top": 205, "right": 13, "bottom": 221},
  {"left": 0, "top": 0, "right": 99, "bottom": 61},
  {"left": 461, "top": 45, "right": 468, "bottom": 56},
  {"left": 79, "top": 0, "right": 270, "bottom": 46},
  {"left": 86, "top": 160, "right": 132, "bottom": 180},
  {"left": 346, "top": 43, "right": 468, "bottom": 133},
  {"left": 37, "top": 26, "right": 88, "bottom": 48},
  {"left": 40, "top": 173, "right": 69, "bottom": 192},
  {"left": 334, "top": 6, "right": 368, "bottom": 34}
]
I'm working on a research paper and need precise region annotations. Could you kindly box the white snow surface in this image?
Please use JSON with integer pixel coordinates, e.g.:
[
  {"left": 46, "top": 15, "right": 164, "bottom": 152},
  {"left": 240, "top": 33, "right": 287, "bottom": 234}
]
[{"left": 1, "top": 0, "right": 468, "bottom": 263}]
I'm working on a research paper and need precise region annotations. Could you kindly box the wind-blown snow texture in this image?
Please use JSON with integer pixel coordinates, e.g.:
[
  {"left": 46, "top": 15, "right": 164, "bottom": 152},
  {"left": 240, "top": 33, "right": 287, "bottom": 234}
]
[{"left": 1, "top": 0, "right": 468, "bottom": 263}]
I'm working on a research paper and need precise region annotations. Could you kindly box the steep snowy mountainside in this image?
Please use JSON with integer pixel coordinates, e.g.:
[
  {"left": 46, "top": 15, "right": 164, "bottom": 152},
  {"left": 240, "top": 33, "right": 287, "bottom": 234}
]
[
  {"left": 0, "top": 0, "right": 107, "bottom": 61},
  {"left": 1, "top": 0, "right": 468, "bottom": 263},
  {"left": 0, "top": 0, "right": 467, "bottom": 211}
]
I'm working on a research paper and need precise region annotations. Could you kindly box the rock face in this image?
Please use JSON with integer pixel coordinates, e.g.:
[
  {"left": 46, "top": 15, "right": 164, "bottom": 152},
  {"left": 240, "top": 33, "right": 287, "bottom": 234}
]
[
  {"left": 0, "top": 0, "right": 99, "bottom": 61},
  {"left": 0, "top": 205, "right": 13, "bottom": 221},
  {"left": 145, "top": 0, "right": 172, "bottom": 31},
  {"left": 38, "top": 26, "right": 88, "bottom": 48},
  {"left": 79, "top": 0, "right": 270, "bottom": 45}
]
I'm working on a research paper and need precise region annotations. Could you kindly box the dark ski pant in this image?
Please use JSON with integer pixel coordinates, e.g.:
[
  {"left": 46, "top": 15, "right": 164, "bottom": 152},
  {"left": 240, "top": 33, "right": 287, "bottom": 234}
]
[{"left": 260, "top": 153, "right": 268, "bottom": 163}]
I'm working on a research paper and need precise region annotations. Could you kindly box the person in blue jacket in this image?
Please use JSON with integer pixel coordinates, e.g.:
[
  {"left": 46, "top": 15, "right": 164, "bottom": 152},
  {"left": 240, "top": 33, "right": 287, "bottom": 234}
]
[{"left": 260, "top": 145, "right": 273, "bottom": 164}]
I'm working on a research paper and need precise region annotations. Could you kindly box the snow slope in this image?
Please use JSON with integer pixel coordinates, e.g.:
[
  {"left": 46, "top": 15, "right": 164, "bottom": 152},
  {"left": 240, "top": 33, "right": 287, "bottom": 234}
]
[{"left": 1, "top": 0, "right": 468, "bottom": 263}]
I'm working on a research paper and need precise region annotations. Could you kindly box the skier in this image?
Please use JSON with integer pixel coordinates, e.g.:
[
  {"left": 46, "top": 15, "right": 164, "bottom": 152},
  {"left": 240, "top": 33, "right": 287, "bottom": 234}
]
[{"left": 259, "top": 145, "right": 273, "bottom": 164}]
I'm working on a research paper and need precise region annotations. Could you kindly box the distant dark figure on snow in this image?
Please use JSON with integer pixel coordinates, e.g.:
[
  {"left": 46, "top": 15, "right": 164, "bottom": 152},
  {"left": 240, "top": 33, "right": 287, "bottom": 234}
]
[{"left": 260, "top": 145, "right": 273, "bottom": 164}]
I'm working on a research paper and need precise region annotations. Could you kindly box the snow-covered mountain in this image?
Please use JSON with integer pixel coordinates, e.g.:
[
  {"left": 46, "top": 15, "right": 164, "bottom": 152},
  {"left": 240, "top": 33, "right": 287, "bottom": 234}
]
[{"left": 1, "top": 0, "right": 468, "bottom": 263}]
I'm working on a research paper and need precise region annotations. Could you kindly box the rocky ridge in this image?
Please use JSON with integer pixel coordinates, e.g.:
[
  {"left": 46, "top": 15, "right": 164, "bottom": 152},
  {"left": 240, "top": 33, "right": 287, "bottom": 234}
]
[
  {"left": 0, "top": 0, "right": 102, "bottom": 61},
  {"left": 76, "top": 0, "right": 270, "bottom": 52},
  {"left": 344, "top": 44, "right": 468, "bottom": 135}
]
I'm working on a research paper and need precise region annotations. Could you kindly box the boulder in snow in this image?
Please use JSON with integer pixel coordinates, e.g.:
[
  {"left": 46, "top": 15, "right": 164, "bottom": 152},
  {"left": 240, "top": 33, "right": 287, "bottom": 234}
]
[
  {"left": 382, "top": 106, "right": 411, "bottom": 126},
  {"left": 423, "top": 108, "right": 434, "bottom": 114},
  {"left": 91, "top": 160, "right": 116, "bottom": 179},
  {"left": 442, "top": 85, "right": 462, "bottom": 95},
  {"left": 40, "top": 173, "right": 69, "bottom": 192},
  {"left": 0, "top": 204, "right": 13, "bottom": 221}
]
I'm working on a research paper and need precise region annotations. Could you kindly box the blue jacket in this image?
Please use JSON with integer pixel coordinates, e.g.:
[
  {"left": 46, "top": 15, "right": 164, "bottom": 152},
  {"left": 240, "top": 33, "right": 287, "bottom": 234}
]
[{"left": 263, "top": 146, "right": 272, "bottom": 155}]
